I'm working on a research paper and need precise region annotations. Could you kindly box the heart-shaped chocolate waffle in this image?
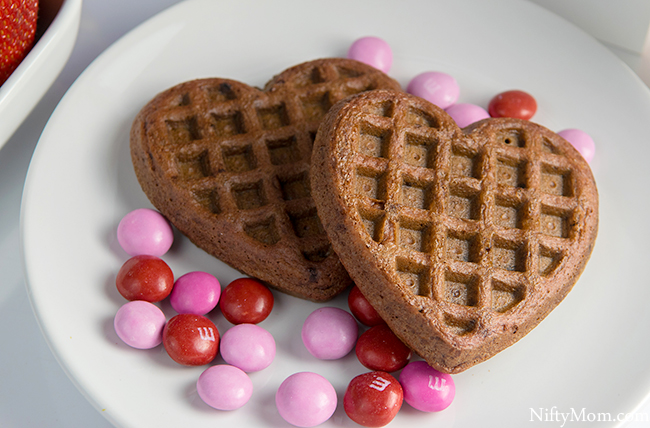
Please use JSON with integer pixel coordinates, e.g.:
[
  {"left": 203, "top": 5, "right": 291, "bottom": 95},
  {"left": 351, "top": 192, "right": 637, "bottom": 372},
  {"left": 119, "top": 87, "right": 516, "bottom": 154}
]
[
  {"left": 311, "top": 89, "right": 598, "bottom": 372},
  {"left": 130, "top": 58, "right": 401, "bottom": 301}
]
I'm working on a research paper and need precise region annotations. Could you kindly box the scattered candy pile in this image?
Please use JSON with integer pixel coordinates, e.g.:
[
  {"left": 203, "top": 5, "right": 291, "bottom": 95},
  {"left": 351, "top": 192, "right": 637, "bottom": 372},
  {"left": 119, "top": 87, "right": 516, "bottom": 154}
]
[
  {"left": 113, "top": 207, "right": 282, "bottom": 411},
  {"left": 111, "top": 35, "right": 597, "bottom": 427},
  {"left": 112, "top": 206, "right": 455, "bottom": 426}
]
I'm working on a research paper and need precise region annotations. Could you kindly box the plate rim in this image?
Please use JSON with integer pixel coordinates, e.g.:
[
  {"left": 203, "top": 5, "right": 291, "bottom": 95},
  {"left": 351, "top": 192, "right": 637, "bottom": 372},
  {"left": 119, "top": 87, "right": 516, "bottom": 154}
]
[{"left": 20, "top": 0, "right": 650, "bottom": 427}]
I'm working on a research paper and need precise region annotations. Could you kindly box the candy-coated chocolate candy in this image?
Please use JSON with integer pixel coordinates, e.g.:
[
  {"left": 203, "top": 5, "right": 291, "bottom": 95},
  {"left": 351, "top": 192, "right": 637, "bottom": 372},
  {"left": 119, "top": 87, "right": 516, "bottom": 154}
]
[
  {"left": 114, "top": 300, "right": 166, "bottom": 349},
  {"left": 115, "top": 255, "right": 174, "bottom": 302},
  {"left": 302, "top": 307, "right": 358, "bottom": 360},
  {"left": 558, "top": 128, "right": 595, "bottom": 163},
  {"left": 220, "top": 323, "right": 276, "bottom": 372},
  {"left": 219, "top": 277, "right": 274, "bottom": 324},
  {"left": 488, "top": 89, "right": 537, "bottom": 120},
  {"left": 399, "top": 361, "right": 455, "bottom": 412},
  {"left": 163, "top": 314, "right": 219, "bottom": 366},
  {"left": 344, "top": 371, "right": 403, "bottom": 427},
  {"left": 407, "top": 71, "right": 459, "bottom": 109},
  {"left": 356, "top": 324, "right": 411, "bottom": 372},
  {"left": 348, "top": 285, "right": 384, "bottom": 326},
  {"left": 276, "top": 372, "right": 337, "bottom": 427},
  {"left": 347, "top": 36, "right": 393, "bottom": 73},
  {"left": 445, "top": 103, "right": 490, "bottom": 128},
  {"left": 170, "top": 271, "right": 221, "bottom": 315},
  {"left": 117, "top": 208, "right": 173, "bottom": 256},
  {"left": 197, "top": 365, "right": 253, "bottom": 411}
]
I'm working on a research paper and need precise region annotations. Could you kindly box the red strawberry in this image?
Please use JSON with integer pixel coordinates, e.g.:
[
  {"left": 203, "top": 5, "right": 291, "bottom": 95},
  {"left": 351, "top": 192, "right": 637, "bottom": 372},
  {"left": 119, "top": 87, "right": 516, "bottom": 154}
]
[{"left": 1, "top": 0, "right": 39, "bottom": 85}]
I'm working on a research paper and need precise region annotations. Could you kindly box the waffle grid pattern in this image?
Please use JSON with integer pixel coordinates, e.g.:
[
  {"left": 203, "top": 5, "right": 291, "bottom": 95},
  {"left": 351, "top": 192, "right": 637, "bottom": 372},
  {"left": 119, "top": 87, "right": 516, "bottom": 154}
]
[
  {"left": 150, "top": 62, "right": 391, "bottom": 268},
  {"left": 349, "top": 97, "right": 580, "bottom": 337}
]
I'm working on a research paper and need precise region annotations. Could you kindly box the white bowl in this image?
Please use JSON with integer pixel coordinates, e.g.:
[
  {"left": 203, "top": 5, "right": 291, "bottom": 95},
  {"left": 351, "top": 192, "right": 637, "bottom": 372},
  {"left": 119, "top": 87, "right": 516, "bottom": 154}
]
[{"left": 0, "top": 0, "right": 82, "bottom": 149}]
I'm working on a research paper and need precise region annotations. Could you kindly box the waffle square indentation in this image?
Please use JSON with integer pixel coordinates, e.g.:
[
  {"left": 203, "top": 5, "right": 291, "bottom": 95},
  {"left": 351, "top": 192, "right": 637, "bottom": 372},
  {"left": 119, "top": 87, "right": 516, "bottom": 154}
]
[
  {"left": 293, "top": 66, "right": 325, "bottom": 87},
  {"left": 451, "top": 147, "right": 479, "bottom": 178},
  {"left": 244, "top": 216, "right": 280, "bottom": 245},
  {"left": 492, "top": 238, "right": 526, "bottom": 272},
  {"left": 278, "top": 172, "right": 310, "bottom": 201},
  {"left": 494, "top": 197, "right": 523, "bottom": 229},
  {"left": 540, "top": 165, "right": 572, "bottom": 197},
  {"left": 401, "top": 178, "right": 432, "bottom": 210},
  {"left": 540, "top": 206, "right": 570, "bottom": 238},
  {"left": 166, "top": 116, "right": 201, "bottom": 143},
  {"left": 211, "top": 111, "right": 245, "bottom": 137},
  {"left": 396, "top": 258, "right": 428, "bottom": 296},
  {"left": 207, "top": 83, "right": 237, "bottom": 102},
  {"left": 541, "top": 137, "right": 560, "bottom": 154},
  {"left": 223, "top": 144, "right": 256, "bottom": 173},
  {"left": 539, "top": 246, "right": 562, "bottom": 276},
  {"left": 287, "top": 208, "right": 324, "bottom": 238},
  {"left": 447, "top": 189, "right": 480, "bottom": 220},
  {"left": 363, "top": 100, "right": 394, "bottom": 117},
  {"left": 496, "top": 128, "right": 526, "bottom": 148},
  {"left": 446, "top": 232, "right": 479, "bottom": 263},
  {"left": 177, "top": 151, "right": 211, "bottom": 180},
  {"left": 359, "top": 209, "right": 384, "bottom": 243},
  {"left": 443, "top": 314, "right": 476, "bottom": 336},
  {"left": 491, "top": 280, "right": 524, "bottom": 313},
  {"left": 404, "top": 133, "right": 436, "bottom": 168},
  {"left": 192, "top": 188, "right": 221, "bottom": 215},
  {"left": 267, "top": 136, "right": 300, "bottom": 165},
  {"left": 176, "top": 93, "right": 190, "bottom": 106},
  {"left": 444, "top": 271, "right": 479, "bottom": 307},
  {"left": 398, "top": 219, "right": 431, "bottom": 252},
  {"left": 336, "top": 66, "right": 363, "bottom": 79},
  {"left": 358, "top": 122, "right": 390, "bottom": 158},
  {"left": 232, "top": 180, "right": 267, "bottom": 210},
  {"left": 301, "top": 92, "right": 332, "bottom": 122},
  {"left": 257, "top": 103, "right": 290, "bottom": 130},
  {"left": 496, "top": 158, "right": 526, "bottom": 188},
  {"left": 356, "top": 168, "right": 387, "bottom": 201},
  {"left": 405, "top": 107, "right": 439, "bottom": 128}
]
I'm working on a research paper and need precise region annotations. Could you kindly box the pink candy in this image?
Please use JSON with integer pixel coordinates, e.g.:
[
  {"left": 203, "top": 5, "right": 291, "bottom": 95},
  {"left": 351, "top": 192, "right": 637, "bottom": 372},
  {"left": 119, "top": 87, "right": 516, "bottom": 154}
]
[
  {"left": 220, "top": 323, "right": 276, "bottom": 372},
  {"left": 558, "top": 128, "right": 595, "bottom": 163},
  {"left": 399, "top": 361, "right": 455, "bottom": 412},
  {"left": 114, "top": 300, "right": 166, "bottom": 349},
  {"left": 117, "top": 208, "right": 174, "bottom": 257},
  {"left": 407, "top": 71, "right": 459, "bottom": 109},
  {"left": 347, "top": 36, "right": 392, "bottom": 73},
  {"left": 197, "top": 365, "right": 253, "bottom": 411},
  {"left": 169, "top": 271, "right": 221, "bottom": 315},
  {"left": 445, "top": 103, "right": 490, "bottom": 128},
  {"left": 276, "top": 372, "right": 337, "bottom": 427},
  {"left": 301, "top": 307, "right": 358, "bottom": 360}
]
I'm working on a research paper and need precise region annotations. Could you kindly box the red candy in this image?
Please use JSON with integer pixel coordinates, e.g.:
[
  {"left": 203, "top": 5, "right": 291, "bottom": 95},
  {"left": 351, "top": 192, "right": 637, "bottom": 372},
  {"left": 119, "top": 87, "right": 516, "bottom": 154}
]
[
  {"left": 344, "top": 371, "right": 403, "bottom": 427},
  {"left": 219, "top": 278, "right": 274, "bottom": 324},
  {"left": 115, "top": 255, "right": 174, "bottom": 302},
  {"left": 163, "top": 314, "right": 219, "bottom": 366},
  {"left": 348, "top": 286, "right": 384, "bottom": 326},
  {"left": 356, "top": 324, "right": 411, "bottom": 372},
  {"left": 488, "top": 89, "right": 537, "bottom": 120}
]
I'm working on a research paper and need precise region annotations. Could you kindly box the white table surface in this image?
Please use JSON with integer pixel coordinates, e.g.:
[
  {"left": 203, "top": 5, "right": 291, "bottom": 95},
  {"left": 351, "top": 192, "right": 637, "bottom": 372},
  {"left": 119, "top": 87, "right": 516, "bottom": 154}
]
[{"left": 2, "top": 1, "right": 649, "bottom": 427}]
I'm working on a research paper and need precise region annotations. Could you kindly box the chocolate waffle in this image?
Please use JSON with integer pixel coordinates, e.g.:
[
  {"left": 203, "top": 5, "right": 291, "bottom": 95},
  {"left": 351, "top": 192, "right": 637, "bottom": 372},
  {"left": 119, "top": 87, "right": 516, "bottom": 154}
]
[
  {"left": 130, "top": 59, "right": 401, "bottom": 301},
  {"left": 311, "top": 89, "right": 598, "bottom": 372}
]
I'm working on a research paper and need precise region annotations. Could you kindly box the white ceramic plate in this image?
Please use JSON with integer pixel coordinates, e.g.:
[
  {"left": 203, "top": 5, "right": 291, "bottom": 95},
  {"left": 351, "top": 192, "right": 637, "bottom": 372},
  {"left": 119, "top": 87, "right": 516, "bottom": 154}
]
[
  {"left": 20, "top": 0, "right": 650, "bottom": 426},
  {"left": 0, "top": 0, "right": 81, "bottom": 149}
]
